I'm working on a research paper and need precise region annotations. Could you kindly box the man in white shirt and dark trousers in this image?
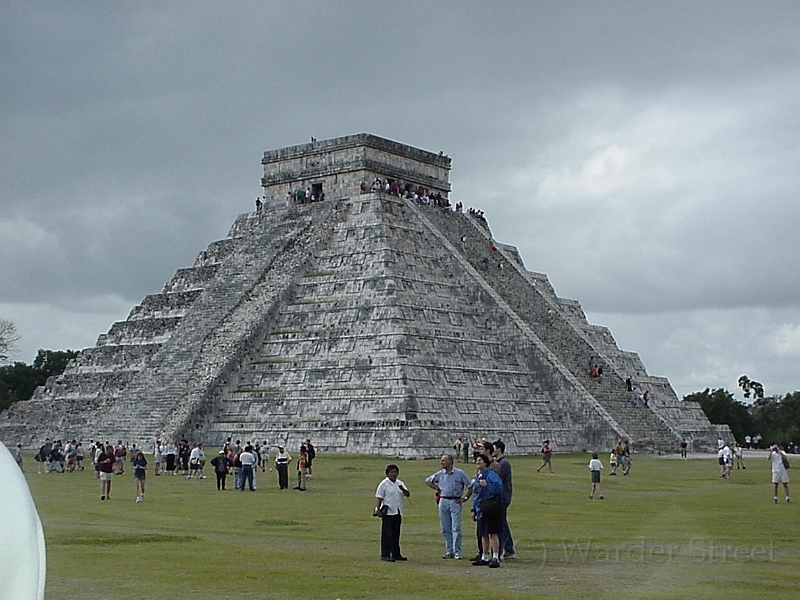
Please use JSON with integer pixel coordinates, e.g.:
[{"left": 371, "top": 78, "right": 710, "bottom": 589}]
[
  {"left": 239, "top": 445, "right": 257, "bottom": 491},
  {"left": 374, "top": 464, "right": 411, "bottom": 562}
]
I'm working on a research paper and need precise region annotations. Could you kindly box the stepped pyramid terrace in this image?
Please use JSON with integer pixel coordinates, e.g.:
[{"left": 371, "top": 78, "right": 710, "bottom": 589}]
[{"left": 0, "top": 134, "right": 729, "bottom": 457}]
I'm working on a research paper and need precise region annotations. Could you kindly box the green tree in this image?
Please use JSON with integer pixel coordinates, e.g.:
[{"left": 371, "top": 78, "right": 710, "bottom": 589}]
[
  {"left": 33, "top": 349, "right": 78, "bottom": 378},
  {"left": 0, "top": 362, "right": 40, "bottom": 411},
  {"left": 687, "top": 388, "right": 754, "bottom": 442},
  {"left": 750, "top": 392, "right": 800, "bottom": 446},
  {"left": 737, "top": 374, "right": 764, "bottom": 400},
  {"left": 0, "top": 348, "right": 78, "bottom": 412}
]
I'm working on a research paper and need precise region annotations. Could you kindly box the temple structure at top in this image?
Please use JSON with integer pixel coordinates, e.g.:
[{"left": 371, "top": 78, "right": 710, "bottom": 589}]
[
  {"left": 0, "top": 133, "right": 729, "bottom": 456},
  {"left": 260, "top": 133, "right": 451, "bottom": 204}
]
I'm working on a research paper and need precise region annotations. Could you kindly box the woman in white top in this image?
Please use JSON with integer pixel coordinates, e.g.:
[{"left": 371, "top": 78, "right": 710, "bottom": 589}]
[
  {"left": 589, "top": 452, "right": 604, "bottom": 500},
  {"left": 153, "top": 440, "right": 163, "bottom": 475},
  {"left": 768, "top": 445, "right": 790, "bottom": 503}
]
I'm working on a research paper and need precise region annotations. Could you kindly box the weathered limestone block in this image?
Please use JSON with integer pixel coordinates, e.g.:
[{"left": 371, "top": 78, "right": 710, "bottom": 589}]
[{"left": 0, "top": 135, "right": 727, "bottom": 455}]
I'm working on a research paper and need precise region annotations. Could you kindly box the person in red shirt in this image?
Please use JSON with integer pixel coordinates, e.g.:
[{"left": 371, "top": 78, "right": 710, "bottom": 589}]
[{"left": 98, "top": 444, "right": 115, "bottom": 500}]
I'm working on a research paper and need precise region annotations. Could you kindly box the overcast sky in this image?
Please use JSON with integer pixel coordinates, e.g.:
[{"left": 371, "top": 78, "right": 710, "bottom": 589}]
[{"left": 2, "top": 2, "right": 799, "bottom": 401}]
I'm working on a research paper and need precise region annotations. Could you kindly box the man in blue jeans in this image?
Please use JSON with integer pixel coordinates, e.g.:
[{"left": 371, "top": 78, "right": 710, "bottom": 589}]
[
  {"left": 493, "top": 441, "right": 516, "bottom": 558},
  {"left": 425, "top": 454, "right": 473, "bottom": 559},
  {"left": 239, "top": 445, "right": 257, "bottom": 491}
]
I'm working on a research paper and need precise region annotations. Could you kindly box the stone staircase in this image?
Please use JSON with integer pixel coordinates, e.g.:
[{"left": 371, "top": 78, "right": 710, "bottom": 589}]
[
  {"left": 1, "top": 203, "right": 337, "bottom": 446},
  {"left": 204, "top": 194, "right": 571, "bottom": 454},
  {"left": 418, "top": 204, "right": 724, "bottom": 452},
  {"left": 1, "top": 195, "right": 727, "bottom": 455}
]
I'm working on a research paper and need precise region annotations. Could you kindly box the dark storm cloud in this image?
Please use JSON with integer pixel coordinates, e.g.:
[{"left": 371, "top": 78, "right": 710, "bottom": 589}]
[{"left": 2, "top": 1, "right": 799, "bottom": 398}]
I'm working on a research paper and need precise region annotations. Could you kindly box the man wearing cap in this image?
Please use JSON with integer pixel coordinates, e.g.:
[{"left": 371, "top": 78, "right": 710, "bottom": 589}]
[
  {"left": 425, "top": 454, "right": 473, "bottom": 559},
  {"left": 210, "top": 450, "right": 229, "bottom": 490},
  {"left": 275, "top": 445, "right": 292, "bottom": 489}
]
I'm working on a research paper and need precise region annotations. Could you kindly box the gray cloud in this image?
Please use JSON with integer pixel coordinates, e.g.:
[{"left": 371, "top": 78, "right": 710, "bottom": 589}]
[{"left": 2, "top": 1, "right": 799, "bottom": 400}]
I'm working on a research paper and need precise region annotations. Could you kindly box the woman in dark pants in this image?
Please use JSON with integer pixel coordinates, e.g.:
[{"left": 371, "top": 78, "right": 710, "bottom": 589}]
[
  {"left": 210, "top": 451, "right": 229, "bottom": 490},
  {"left": 470, "top": 453, "right": 504, "bottom": 568}
]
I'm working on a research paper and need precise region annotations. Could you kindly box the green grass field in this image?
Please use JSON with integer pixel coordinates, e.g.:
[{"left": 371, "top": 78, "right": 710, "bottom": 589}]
[{"left": 25, "top": 451, "right": 800, "bottom": 600}]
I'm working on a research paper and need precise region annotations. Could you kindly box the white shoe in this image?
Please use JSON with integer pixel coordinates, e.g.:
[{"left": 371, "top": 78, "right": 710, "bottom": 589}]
[{"left": 136, "top": 496, "right": 142, "bottom": 503}]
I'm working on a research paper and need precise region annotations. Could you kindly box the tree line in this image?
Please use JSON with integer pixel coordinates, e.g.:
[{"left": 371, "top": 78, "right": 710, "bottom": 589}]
[
  {"left": 687, "top": 385, "right": 800, "bottom": 447},
  {"left": 0, "top": 349, "right": 79, "bottom": 412}
]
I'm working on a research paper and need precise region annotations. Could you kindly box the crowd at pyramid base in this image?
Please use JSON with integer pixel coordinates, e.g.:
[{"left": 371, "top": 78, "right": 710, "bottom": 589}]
[{"left": 0, "top": 135, "right": 729, "bottom": 457}]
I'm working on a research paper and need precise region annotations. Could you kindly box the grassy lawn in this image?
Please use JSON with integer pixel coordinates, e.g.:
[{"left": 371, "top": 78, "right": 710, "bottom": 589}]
[{"left": 25, "top": 450, "right": 800, "bottom": 600}]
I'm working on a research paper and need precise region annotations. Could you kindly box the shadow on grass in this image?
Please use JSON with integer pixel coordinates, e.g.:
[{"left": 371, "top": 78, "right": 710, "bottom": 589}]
[{"left": 51, "top": 533, "right": 199, "bottom": 546}]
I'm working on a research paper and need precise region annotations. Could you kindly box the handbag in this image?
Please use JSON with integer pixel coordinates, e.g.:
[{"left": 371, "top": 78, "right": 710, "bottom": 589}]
[
  {"left": 782, "top": 455, "right": 790, "bottom": 469},
  {"left": 479, "top": 495, "right": 502, "bottom": 517}
]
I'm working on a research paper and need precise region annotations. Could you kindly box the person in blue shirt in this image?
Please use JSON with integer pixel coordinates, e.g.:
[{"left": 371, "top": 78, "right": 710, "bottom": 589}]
[
  {"left": 425, "top": 454, "right": 473, "bottom": 559},
  {"left": 470, "top": 453, "right": 504, "bottom": 567}
]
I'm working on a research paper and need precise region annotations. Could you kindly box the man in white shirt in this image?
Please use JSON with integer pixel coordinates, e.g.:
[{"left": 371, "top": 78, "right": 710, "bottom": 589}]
[
  {"left": 188, "top": 443, "right": 206, "bottom": 479},
  {"left": 721, "top": 443, "right": 733, "bottom": 479},
  {"left": 239, "top": 445, "right": 257, "bottom": 491},
  {"left": 275, "top": 446, "right": 291, "bottom": 489},
  {"left": 374, "top": 464, "right": 411, "bottom": 562},
  {"left": 769, "top": 445, "right": 791, "bottom": 503}
]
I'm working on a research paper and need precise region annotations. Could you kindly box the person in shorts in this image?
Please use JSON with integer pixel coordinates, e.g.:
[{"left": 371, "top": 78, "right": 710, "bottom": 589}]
[
  {"left": 769, "top": 445, "right": 790, "bottom": 503},
  {"left": 589, "top": 452, "right": 604, "bottom": 499},
  {"left": 132, "top": 450, "right": 147, "bottom": 502},
  {"left": 98, "top": 444, "right": 115, "bottom": 500},
  {"left": 536, "top": 440, "right": 553, "bottom": 473}
]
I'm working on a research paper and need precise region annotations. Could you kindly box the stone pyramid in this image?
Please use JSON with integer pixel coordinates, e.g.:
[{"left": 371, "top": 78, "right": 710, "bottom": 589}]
[{"left": 0, "top": 134, "right": 727, "bottom": 456}]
